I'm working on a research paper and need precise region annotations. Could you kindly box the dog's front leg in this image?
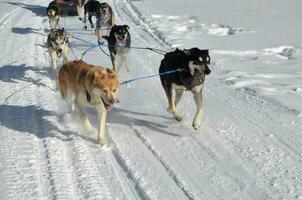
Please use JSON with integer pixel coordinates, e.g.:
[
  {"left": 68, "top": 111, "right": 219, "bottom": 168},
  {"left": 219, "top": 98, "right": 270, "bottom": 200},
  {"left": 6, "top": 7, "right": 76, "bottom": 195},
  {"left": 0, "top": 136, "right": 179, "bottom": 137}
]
[
  {"left": 97, "top": 107, "right": 107, "bottom": 145},
  {"left": 77, "top": 4, "right": 84, "bottom": 20},
  {"left": 192, "top": 90, "right": 203, "bottom": 130},
  {"left": 174, "top": 89, "right": 185, "bottom": 108},
  {"left": 49, "top": 50, "right": 58, "bottom": 78},
  {"left": 63, "top": 48, "right": 69, "bottom": 64},
  {"left": 165, "top": 87, "right": 182, "bottom": 121},
  {"left": 88, "top": 14, "right": 94, "bottom": 28},
  {"left": 78, "top": 102, "right": 94, "bottom": 133},
  {"left": 110, "top": 54, "right": 116, "bottom": 72},
  {"left": 55, "top": 16, "right": 59, "bottom": 29}
]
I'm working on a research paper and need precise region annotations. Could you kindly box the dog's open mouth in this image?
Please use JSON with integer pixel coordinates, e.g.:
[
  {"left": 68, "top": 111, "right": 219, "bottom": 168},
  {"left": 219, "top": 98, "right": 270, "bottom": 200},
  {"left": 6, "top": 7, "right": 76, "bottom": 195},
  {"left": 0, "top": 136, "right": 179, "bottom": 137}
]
[
  {"left": 101, "top": 97, "right": 120, "bottom": 110},
  {"left": 56, "top": 51, "right": 62, "bottom": 58},
  {"left": 101, "top": 97, "right": 112, "bottom": 110},
  {"left": 194, "top": 69, "right": 202, "bottom": 77}
]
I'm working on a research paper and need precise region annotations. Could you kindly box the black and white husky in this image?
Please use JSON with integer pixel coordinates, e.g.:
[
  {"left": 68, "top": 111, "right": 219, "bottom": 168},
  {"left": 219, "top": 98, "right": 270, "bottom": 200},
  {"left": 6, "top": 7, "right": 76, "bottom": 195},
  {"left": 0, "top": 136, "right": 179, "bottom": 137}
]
[
  {"left": 103, "top": 25, "right": 131, "bottom": 73},
  {"left": 46, "top": 1, "right": 60, "bottom": 29},
  {"left": 159, "top": 48, "right": 212, "bottom": 130},
  {"left": 47, "top": 28, "right": 69, "bottom": 83}
]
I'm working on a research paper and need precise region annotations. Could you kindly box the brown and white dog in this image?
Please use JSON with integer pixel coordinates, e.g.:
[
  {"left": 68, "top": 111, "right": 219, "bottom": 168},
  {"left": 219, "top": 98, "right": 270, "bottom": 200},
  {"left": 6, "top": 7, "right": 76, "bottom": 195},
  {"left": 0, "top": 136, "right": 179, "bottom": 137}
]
[
  {"left": 58, "top": 60, "right": 120, "bottom": 144},
  {"left": 47, "top": 1, "right": 60, "bottom": 29}
]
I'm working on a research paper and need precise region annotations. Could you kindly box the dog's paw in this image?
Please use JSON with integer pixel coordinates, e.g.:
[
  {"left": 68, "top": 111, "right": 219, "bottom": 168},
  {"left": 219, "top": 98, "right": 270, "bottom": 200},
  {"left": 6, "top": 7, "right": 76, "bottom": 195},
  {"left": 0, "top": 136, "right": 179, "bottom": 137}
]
[
  {"left": 192, "top": 120, "right": 201, "bottom": 130},
  {"left": 97, "top": 138, "right": 105, "bottom": 145},
  {"left": 98, "top": 39, "right": 104, "bottom": 45},
  {"left": 174, "top": 115, "right": 183, "bottom": 121},
  {"left": 83, "top": 25, "right": 87, "bottom": 30},
  {"left": 173, "top": 112, "right": 183, "bottom": 121}
]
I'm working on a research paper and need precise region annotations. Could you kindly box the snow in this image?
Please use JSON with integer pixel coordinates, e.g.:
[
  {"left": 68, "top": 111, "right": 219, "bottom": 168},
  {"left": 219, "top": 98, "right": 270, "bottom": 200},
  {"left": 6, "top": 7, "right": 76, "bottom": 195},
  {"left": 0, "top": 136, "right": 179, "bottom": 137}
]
[{"left": 0, "top": 0, "right": 302, "bottom": 199}]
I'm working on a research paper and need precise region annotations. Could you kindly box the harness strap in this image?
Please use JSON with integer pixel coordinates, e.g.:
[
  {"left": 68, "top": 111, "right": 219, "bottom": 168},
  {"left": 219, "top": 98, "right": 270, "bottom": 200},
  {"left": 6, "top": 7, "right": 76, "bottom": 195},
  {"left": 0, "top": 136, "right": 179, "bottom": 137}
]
[
  {"left": 86, "top": 90, "right": 91, "bottom": 103},
  {"left": 121, "top": 68, "right": 184, "bottom": 85}
]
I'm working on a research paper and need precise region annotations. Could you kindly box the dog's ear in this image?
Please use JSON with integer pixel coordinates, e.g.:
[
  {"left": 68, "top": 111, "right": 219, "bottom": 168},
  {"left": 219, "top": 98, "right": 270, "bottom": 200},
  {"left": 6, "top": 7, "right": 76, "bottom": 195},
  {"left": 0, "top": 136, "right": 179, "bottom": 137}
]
[
  {"left": 183, "top": 49, "right": 190, "bottom": 56},
  {"left": 106, "top": 68, "right": 117, "bottom": 79},
  {"left": 124, "top": 25, "right": 130, "bottom": 30},
  {"left": 91, "top": 70, "right": 105, "bottom": 83}
]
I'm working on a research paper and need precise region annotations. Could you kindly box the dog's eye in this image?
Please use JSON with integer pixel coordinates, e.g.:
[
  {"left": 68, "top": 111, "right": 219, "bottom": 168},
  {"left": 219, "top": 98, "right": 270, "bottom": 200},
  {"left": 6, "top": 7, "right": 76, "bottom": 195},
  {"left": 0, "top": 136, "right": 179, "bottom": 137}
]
[
  {"left": 206, "top": 56, "right": 211, "bottom": 63},
  {"left": 113, "top": 89, "right": 116, "bottom": 93}
]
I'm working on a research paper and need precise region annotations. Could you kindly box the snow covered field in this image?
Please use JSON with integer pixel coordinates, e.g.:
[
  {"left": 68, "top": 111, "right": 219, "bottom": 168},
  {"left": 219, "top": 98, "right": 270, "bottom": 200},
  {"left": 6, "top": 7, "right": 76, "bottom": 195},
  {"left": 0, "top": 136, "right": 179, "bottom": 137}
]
[{"left": 0, "top": 0, "right": 301, "bottom": 199}]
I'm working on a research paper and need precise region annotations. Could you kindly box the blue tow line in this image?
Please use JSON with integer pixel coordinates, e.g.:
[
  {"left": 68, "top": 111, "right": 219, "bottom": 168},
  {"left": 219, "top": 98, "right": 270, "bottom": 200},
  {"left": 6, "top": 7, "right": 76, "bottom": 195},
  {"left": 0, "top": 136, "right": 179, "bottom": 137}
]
[{"left": 121, "top": 68, "right": 183, "bottom": 85}]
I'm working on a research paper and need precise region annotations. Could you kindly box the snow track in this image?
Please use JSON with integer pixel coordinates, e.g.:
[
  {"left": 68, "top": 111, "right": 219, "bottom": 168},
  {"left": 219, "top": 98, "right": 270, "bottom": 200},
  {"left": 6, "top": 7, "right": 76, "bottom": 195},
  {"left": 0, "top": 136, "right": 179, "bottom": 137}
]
[{"left": 0, "top": 0, "right": 301, "bottom": 199}]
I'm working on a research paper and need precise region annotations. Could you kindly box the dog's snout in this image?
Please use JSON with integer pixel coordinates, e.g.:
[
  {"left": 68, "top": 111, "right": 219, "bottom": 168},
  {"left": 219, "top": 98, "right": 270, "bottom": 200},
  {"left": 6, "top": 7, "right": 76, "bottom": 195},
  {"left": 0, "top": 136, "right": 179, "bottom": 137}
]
[{"left": 58, "top": 49, "right": 62, "bottom": 53}]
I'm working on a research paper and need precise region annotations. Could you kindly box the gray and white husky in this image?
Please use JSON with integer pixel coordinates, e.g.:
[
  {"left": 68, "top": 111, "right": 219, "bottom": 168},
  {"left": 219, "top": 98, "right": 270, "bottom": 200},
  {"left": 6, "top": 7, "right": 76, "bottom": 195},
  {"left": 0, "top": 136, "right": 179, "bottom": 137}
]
[{"left": 47, "top": 28, "right": 69, "bottom": 85}]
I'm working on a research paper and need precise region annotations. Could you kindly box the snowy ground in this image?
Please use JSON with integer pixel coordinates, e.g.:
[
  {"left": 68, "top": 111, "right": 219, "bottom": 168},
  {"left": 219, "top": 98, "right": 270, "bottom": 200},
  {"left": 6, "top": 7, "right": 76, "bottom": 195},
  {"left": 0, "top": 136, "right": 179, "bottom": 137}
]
[{"left": 0, "top": 0, "right": 302, "bottom": 199}]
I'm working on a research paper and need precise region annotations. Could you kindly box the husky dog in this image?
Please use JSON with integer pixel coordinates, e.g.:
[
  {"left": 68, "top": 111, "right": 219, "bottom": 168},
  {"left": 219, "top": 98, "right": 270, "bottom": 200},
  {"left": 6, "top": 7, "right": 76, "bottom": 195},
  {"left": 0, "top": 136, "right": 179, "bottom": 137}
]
[
  {"left": 103, "top": 25, "right": 131, "bottom": 72},
  {"left": 47, "top": 1, "right": 60, "bottom": 29},
  {"left": 47, "top": 28, "right": 69, "bottom": 81},
  {"left": 58, "top": 60, "right": 120, "bottom": 144},
  {"left": 95, "top": 2, "right": 115, "bottom": 41},
  {"left": 82, "top": 0, "right": 101, "bottom": 29},
  {"left": 159, "top": 48, "right": 211, "bottom": 130}
]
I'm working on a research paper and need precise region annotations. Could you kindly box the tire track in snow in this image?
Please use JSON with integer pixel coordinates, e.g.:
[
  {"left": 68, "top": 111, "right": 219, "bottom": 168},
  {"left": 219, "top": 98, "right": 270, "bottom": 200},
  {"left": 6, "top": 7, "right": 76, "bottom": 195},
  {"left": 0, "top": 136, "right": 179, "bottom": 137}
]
[
  {"left": 113, "top": 0, "right": 302, "bottom": 198},
  {"left": 111, "top": 1, "right": 209, "bottom": 199},
  {"left": 110, "top": 1, "right": 200, "bottom": 198},
  {"left": 106, "top": 127, "right": 151, "bottom": 200},
  {"left": 0, "top": 6, "right": 22, "bottom": 33},
  {"left": 128, "top": 123, "right": 197, "bottom": 200},
  {"left": 0, "top": 2, "right": 54, "bottom": 199},
  {"left": 112, "top": 0, "right": 172, "bottom": 50}
]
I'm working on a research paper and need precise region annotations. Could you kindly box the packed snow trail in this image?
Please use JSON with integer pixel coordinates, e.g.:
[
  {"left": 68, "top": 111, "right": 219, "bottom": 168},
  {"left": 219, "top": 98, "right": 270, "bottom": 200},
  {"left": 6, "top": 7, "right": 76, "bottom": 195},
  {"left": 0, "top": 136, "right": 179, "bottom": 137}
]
[{"left": 0, "top": 0, "right": 302, "bottom": 200}]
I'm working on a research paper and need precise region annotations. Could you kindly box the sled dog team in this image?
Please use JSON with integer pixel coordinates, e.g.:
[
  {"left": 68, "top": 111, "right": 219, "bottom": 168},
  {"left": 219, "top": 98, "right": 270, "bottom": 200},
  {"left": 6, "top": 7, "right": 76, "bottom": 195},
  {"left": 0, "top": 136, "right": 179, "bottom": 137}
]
[{"left": 46, "top": 0, "right": 212, "bottom": 145}]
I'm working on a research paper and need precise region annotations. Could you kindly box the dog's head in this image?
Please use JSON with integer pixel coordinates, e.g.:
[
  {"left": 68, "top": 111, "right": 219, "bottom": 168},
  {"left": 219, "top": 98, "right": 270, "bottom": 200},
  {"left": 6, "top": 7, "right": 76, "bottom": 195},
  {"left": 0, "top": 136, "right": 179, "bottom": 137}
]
[
  {"left": 47, "top": 9, "right": 56, "bottom": 17},
  {"left": 111, "top": 25, "right": 130, "bottom": 45},
  {"left": 99, "top": 2, "right": 111, "bottom": 16},
  {"left": 90, "top": 68, "right": 120, "bottom": 109},
  {"left": 184, "top": 48, "right": 211, "bottom": 77},
  {"left": 49, "top": 28, "right": 69, "bottom": 58}
]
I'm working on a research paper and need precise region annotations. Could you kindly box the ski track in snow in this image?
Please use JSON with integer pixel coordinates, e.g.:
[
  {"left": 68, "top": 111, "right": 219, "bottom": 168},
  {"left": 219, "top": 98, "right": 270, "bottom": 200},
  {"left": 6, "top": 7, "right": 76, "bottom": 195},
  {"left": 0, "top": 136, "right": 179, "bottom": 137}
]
[{"left": 0, "top": 0, "right": 302, "bottom": 200}]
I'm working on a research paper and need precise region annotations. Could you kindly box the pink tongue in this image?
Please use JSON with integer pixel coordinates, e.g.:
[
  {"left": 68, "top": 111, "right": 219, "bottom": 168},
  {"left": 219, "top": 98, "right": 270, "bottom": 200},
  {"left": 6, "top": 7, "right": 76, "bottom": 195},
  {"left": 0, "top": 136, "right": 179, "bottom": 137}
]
[{"left": 194, "top": 69, "right": 201, "bottom": 77}]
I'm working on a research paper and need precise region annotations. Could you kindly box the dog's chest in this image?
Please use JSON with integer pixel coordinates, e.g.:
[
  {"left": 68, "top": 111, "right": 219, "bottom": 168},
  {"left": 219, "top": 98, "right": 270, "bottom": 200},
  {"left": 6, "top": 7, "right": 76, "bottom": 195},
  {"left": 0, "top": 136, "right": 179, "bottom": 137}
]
[
  {"left": 177, "top": 72, "right": 205, "bottom": 91},
  {"left": 115, "top": 44, "right": 130, "bottom": 55}
]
